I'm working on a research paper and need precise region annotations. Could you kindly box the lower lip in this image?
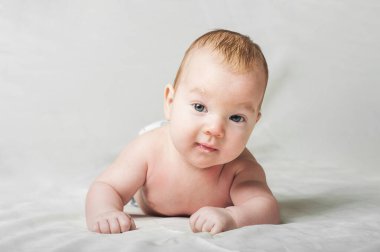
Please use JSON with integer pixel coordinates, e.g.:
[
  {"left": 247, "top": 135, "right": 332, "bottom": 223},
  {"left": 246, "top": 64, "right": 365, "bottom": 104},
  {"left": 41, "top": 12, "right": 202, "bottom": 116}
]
[{"left": 197, "top": 143, "right": 218, "bottom": 152}]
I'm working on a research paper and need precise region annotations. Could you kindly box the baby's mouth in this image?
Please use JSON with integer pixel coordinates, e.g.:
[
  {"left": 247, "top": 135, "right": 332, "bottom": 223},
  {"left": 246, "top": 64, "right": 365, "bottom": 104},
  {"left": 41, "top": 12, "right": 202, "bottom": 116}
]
[{"left": 196, "top": 143, "right": 218, "bottom": 152}]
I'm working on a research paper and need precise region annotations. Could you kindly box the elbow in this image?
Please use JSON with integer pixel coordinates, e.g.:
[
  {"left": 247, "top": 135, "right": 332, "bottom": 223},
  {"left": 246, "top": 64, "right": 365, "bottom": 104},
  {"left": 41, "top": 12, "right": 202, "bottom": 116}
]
[
  {"left": 236, "top": 196, "right": 281, "bottom": 226},
  {"left": 256, "top": 196, "right": 281, "bottom": 225},
  {"left": 270, "top": 211, "right": 281, "bottom": 225},
  {"left": 268, "top": 198, "right": 281, "bottom": 225}
]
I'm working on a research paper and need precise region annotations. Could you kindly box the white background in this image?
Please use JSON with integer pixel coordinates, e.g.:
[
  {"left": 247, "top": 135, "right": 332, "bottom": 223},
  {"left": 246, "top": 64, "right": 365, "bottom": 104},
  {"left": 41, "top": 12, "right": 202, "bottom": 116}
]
[
  {"left": 1, "top": 1, "right": 380, "bottom": 251},
  {"left": 2, "top": 1, "right": 379, "bottom": 184}
]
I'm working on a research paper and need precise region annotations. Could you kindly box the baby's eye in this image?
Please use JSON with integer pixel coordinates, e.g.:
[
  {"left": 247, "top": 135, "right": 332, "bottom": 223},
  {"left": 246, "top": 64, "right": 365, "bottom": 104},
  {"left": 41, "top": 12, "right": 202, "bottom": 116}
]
[
  {"left": 193, "top": 103, "right": 207, "bottom": 112},
  {"left": 230, "top": 115, "right": 245, "bottom": 123}
]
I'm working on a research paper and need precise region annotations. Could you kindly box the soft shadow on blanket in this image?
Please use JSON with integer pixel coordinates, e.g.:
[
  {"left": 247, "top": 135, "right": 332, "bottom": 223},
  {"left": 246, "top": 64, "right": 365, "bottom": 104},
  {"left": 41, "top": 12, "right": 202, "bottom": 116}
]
[{"left": 278, "top": 188, "right": 369, "bottom": 223}]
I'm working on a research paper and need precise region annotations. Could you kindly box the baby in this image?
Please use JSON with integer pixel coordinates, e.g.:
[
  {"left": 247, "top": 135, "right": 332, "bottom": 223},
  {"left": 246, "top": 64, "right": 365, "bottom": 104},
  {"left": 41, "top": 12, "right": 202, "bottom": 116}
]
[{"left": 86, "top": 29, "right": 280, "bottom": 235}]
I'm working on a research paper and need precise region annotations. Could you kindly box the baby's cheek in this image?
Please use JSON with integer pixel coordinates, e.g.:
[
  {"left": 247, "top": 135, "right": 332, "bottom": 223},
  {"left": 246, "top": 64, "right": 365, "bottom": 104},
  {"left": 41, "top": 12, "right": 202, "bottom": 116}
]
[{"left": 225, "top": 136, "right": 247, "bottom": 156}]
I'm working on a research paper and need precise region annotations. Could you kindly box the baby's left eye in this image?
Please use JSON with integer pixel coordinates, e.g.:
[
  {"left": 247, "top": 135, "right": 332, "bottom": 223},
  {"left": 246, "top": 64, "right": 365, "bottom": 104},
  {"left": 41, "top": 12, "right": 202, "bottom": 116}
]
[
  {"left": 230, "top": 115, "right": 245, "bottom": 123},
  {"left": 193, "top": 103, "right": 207, "bottom": 112}
]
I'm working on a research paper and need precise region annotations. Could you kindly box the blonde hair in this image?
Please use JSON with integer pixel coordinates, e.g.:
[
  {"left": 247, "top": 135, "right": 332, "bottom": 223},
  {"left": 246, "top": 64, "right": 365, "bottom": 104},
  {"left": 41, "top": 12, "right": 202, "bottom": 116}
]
[{"left": 173, "top": 29, "right": 268, "bottom": 89}]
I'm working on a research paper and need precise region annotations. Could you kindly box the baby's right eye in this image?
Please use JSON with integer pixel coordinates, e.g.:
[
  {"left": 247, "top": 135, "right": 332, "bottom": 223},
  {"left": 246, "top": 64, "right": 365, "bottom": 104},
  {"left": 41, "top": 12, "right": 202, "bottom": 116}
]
[{"left": 193, "top": 103, "right": 207, "bottom": 112}]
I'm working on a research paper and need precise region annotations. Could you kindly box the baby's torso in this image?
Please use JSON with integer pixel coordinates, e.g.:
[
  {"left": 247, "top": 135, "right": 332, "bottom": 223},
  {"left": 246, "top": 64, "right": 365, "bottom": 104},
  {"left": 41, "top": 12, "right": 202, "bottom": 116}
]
[
  {"left": 134, "top": 127, "right": 237, "bottom": 216},
  {"left": 135, "top": 161, "right": 235, "bottom": 216}
]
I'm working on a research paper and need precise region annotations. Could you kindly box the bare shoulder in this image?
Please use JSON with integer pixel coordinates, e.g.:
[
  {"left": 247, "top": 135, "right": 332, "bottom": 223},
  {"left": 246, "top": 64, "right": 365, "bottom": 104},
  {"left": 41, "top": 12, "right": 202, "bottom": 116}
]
[
  {"left": 227, "top": 148, "right": 267, "bottom": 184},
  {"left": 135, "top": 125, "right": 168, "bottom": 155},
  {"left": 118, "top": 124, "right": 166, "bottom": 159},
  {"left": 93, "top": 126, "right": 166, "bottom": 203},
  {"left": 227, "top": 148, "right": 275, "bottom": 206}
]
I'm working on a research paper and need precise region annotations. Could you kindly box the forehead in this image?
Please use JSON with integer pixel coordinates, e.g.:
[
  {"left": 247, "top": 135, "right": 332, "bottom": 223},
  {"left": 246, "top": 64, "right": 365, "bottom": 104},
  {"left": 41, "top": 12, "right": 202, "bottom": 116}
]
[
  {"left": 183, "top": 46, "right": 266, "bottom": 77},
  {"left": 182, "top": 47, "right": 266, "bottom": 84},
  {"left": 179, "top": 48, "right": 266, "bottom": 107},
  {"left": 177, "top": 51, "right": 264, "bottom": 111}
]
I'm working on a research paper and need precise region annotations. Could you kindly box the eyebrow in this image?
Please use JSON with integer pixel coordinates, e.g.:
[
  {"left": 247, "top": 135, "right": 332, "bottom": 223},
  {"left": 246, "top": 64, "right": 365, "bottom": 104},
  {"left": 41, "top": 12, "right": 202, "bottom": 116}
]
[
  {"left": 189, "top": 87, "right": 207, "bottom": 95},
  {"left": 239, "top": 103, "right": 256, "bottom": 113}
]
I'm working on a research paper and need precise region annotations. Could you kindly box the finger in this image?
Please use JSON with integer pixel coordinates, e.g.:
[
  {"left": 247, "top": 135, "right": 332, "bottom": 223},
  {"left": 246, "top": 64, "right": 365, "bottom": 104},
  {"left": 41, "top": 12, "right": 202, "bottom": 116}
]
[
  {"left": 98, "top": 219, "right": 111, "bottom": 234},
  {"left": 118, "top": 215, "right": 131, "bottom": 232},
  {"left": 109, "top": 218, "right": 121, "bottom": 234},
  {"left": 92, "top": 222, "right": 100, "bottom": 233},
  {"left": 195, "top": 216, "right": 207, "bottom": 233},
  {"left": 189, "top": 214, "right": 200, "bottom": 232},
  {"left": 210, "top": 223, "right": 222, "bottom": 235},
  {"left": 202, "top": 222, "right": 215, "bottom": 233},
  {"left": 130, "top": 217, "right": 136, "bottom": 230}
]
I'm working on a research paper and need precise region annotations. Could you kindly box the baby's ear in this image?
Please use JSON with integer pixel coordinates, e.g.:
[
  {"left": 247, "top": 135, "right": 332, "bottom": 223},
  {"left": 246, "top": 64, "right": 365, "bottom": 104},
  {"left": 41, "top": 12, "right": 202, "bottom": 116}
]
[
  {"left": 164, "top": 84, "right": 175, "bottom": 120},
  {"left": 256, "top": 112, "right": 262, "bottom": 123}
]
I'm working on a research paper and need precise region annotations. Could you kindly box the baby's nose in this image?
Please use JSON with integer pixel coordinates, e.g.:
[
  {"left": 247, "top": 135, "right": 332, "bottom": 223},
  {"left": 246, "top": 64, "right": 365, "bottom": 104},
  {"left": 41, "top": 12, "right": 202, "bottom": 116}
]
[{"left": 203, "top": 117, "right": 225, "bottom": 138}]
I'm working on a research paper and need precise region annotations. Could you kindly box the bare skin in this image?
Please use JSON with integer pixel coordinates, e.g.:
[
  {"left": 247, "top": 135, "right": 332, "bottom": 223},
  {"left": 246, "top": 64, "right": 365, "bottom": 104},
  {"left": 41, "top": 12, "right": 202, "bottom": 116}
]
[{"left": 86, "top": 47, "right": 280, "bottom": 235}]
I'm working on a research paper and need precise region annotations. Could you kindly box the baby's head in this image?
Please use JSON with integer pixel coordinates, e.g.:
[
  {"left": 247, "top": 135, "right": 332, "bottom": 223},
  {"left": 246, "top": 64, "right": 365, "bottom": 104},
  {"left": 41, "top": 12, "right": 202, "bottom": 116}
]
[
  {"left": 173, "top": 29, "right": 268, "bottom": 108},
  {"left": 164, "top": 29, "right": 269, "bottom": 168}
]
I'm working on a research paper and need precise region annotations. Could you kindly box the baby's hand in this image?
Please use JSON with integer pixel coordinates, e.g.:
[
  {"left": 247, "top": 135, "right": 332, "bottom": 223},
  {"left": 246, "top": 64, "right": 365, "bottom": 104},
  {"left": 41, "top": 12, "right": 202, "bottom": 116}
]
[
  {"left": 189, "top": 207, "right": 237, "bottom": 235},
  {"left": 91, "top": 210, "right": 136, "bottom": 234}
]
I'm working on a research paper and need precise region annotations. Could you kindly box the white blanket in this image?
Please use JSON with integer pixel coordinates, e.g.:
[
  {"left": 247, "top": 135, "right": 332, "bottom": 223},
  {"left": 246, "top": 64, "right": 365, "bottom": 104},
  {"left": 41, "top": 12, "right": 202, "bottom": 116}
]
[
  {"left": 1, "top": 0, "right": 379, "bottom": 251},
  {"left": 1, "top": 162, "right": 379, "bottom": 251}
]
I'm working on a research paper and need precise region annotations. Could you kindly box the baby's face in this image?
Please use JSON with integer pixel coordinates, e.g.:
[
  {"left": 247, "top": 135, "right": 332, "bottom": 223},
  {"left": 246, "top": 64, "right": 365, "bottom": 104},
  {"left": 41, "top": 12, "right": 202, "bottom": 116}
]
[{"left": 165, "top": 47, "right": 266, "bottom": 168}]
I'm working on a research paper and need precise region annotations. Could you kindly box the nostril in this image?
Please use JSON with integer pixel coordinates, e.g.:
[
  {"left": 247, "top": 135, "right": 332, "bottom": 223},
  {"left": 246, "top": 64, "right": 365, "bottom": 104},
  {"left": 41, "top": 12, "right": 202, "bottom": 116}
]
[
  {"left": 204, "top": 129, "right": 224, "bottom": 138},
  {"left": 203, "top": 119, "right": 225, "bottom": 138}
]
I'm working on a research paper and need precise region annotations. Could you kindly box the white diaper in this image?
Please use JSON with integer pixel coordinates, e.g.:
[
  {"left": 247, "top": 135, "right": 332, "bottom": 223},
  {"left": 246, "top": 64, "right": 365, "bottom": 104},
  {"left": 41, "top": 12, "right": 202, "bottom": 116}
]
[{"left": 138, "top": 120, "right": 168, "bottom": 135}]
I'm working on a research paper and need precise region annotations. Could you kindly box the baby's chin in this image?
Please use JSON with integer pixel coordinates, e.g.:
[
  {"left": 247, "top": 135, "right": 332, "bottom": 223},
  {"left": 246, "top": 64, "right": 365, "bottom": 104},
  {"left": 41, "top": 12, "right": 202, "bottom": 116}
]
[
  {"left": 185, "top": 156, "right": 234, "bottom": 170},
  {"left": 174, "top": 143, "right": 239, "bottom": 169}
]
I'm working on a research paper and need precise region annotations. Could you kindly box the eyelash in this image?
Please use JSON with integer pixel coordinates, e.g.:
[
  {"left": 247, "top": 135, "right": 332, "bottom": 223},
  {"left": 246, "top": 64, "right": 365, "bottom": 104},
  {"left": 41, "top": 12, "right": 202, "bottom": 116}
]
[{"left": 191, "top": 103, "right": 246, "bottom": 123}]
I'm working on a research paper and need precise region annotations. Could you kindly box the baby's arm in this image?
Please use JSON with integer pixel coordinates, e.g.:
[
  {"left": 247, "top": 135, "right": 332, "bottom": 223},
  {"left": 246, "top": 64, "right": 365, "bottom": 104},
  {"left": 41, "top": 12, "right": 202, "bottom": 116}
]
[
  {"left": 226, "top": 160, "right": 280, "bottom": 228},
  {"left": 190, "top": 153, "right": 279, "bottom": 234},
  {"left": 85, "top": 138, "right": 148, "bottom": 234}
]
